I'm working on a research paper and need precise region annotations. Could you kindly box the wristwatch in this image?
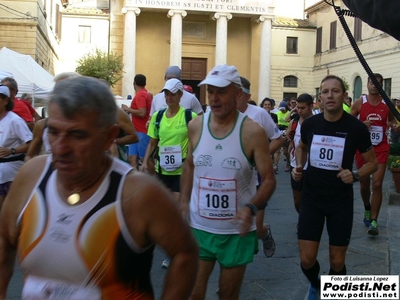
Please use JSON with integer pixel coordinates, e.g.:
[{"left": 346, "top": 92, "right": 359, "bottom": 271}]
[
  {"left": 245, "top": 203, "right": 258, "bottom": 216},
  {"left": 352, "top": 170, "right": 360, "bottom": 182},
  {"left": 10, "top": 148, "right": 16, "bottom": 155}
]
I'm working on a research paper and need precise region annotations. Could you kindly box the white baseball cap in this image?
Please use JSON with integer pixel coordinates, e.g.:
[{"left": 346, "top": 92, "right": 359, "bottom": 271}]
[
  {"left": 198, "top": 64, "right": 242, "bottom": 87},
  {"left": 0, "top": 85, "right": 10, "bottom": 97},
  {"left": 161, "top": 78, "right": 183, "bottom": 93}
]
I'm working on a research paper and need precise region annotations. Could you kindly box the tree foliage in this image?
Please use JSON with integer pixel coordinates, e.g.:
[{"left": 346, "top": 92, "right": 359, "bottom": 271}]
[
  {"left": 75, "top": 48, "right": 124, "bottom": 87},
  {"left": 342, "top": 77, "right": 350, "bottom": 92}
]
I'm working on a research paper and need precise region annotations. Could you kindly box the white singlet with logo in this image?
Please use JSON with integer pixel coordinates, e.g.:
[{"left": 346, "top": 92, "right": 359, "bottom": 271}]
[
  {"left": 290, "top": 121, "right": 308, "bottom": 169},
  {"left": 309, "top": 134, "right": 345, "bottom": 171},
  {"left": 189, "top": 112, "right": 256, "bottom": 234}
]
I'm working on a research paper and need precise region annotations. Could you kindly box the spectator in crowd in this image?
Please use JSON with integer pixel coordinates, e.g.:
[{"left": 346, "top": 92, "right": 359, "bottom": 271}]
[
  {"left": 0, "top": 85, "right": 32, "bottom": 210},
  {"left": 121, "top": 74, "right": 152, "bottom": 169},
  {"left": 1, "top": 77, "right": 35, "bottom": 130}
]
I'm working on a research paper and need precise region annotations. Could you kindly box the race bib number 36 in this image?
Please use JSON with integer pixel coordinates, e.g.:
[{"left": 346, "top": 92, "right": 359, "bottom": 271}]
[
  {"left": 198, "top": 177, "right": 237, "bottom": 220},
  {"left": 160, "top": 145, "right": 182, "bottom": 171},
  {"left": 309, "top": 134, "right": 345, "bottom": 171}
]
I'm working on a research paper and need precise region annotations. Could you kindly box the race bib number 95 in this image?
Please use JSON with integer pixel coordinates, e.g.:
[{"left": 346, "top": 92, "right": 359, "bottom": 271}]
[{"left": 369, "top": 125, "right": 383, "bottom": 146}]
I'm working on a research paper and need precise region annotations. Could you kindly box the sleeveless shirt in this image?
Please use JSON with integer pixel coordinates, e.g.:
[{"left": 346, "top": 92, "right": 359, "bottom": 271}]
[
  {"left": 18, "top": 156, "right": 155, "bottom": 299},
  {"left": 358, "top": 95, "right": 389, "bottom": 152},
  {"left": 189, "top": 111, "right": 256, "bottom": 234}
]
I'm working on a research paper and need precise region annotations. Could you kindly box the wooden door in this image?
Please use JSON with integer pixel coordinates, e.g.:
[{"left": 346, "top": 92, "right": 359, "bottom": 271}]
[{"left": 181, "top": 58, "right": 207, "bottom": 106}]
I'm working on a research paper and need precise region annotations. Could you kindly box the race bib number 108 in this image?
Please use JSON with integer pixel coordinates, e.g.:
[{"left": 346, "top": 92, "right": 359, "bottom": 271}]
[{"left": 198, "top": 177, "right": 237, "bottom": 220}]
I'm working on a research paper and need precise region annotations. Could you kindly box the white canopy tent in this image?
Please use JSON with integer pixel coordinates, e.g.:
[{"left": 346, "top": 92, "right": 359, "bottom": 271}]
[
  {"left": 0, "top": 70, "right": 13, "bottom": 79},
  {"left": 0, "top": 47, "right": 54, "bottom": 99}
]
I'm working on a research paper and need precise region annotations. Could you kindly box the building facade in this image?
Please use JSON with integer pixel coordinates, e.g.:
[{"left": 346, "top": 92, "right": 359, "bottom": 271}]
[
  {"left": 306, "top": 0, "right": 400, "bottom": 100},
  {"left": 0, "top": 0, "right": 61, "bottom": 75},
  {"left": 1, "top": 0, "right": 399, "bottom": 104}
]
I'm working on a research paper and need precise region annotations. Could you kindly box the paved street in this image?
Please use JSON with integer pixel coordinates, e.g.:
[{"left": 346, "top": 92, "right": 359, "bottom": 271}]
[{"left": 7, "top": 157, "right": 400, "bottom": 299}]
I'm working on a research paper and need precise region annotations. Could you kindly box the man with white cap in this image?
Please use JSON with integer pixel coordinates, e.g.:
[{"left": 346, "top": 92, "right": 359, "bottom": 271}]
[
  {"left": 180, "top": 64, "right": 276, "bottom": 299},
  {"left": 0, "top": 84, "right": 32, "bottom": 210},
  {"left": 142, "top": 78, "right": 197, "bottom": 268},
  {"left": 1, "top": 77, "right": 35, "bottom": 131},
  {"left": 149, "top": 66, "right": 203, "bottom": 117}
]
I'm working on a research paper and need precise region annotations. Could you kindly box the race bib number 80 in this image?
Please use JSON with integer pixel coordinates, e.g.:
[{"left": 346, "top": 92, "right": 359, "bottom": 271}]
[{"left": 309, "top": 134, "right": 345, "bottom": 171}]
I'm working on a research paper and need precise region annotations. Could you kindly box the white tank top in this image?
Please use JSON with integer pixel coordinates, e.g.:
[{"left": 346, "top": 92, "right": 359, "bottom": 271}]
[
  {"left": 42, "top": 126, "right": 52, "bottom": 154},
  {"left": 290, "top": 121, "right": 308, "bottom": 169},
  {"left": 189, "top": 112, "right": 256, "bottom": 234}
]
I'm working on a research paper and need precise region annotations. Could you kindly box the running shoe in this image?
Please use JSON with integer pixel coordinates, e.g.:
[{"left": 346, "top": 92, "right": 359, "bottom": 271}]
[
  {"left": 262, "top": 226, "right": 276, "bottom": 258},
  {"left": 367, "top": 220, "right": 379, "bottom": 236},
  {"left": 363, "top": 210, "right": 371, "bottom": 227},
  {"left": 285, "top": 164, "right": 290, "bottom": 172},
  {"left": 161, "top": 259, "right": 170, "bottom": 269},
  {"left": 273, "top": 164, "right": 278, "bottom": 174}
]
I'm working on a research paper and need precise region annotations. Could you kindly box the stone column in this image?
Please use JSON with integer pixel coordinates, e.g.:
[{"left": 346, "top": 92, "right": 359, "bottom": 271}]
[
  {"left": 257, "top": 15, "right": 272, "bottom": 99},
  {"left": 121, "top": 6, "right": 140, "bottom": 98},
  {"left": 168, "top": 10, "right": 187, "bottom": 67},
  {"left": 212, "top": 13, "right": 232, "bottom": 65}
]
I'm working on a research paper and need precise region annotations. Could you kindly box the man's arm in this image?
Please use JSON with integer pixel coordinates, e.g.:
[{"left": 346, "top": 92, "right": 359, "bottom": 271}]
[
  {"left": 285, "top": 119, "right": 294, "bottom": 153},
  {"left": 338, "top": 148, "right": 378, "bottom": 184},
  {"left": 33, "top": 111, "right": 41, "bottom": 122},
  {"left": 179, "top": 117, "right": 201, "bottom": 218},
  {"left": 358, "top": 148, "right": 379, "bottom": 179},
  {"left": 0, "top": 157, "right": 47, "bottom": 298},
  {"left": 342, "top": 0, "right": 400, "bottom": 41},
  {"left": 25, "top": 118, "right": 46, "bottom": 161},
  {"left": 122, "top": 173, "right": 198, "bottom": 300},
  {"left": 122, "top": 105, "right": 147, "bottom": 118},
  {"left": 269, "top": 136, "right": 284, "bottom": 156},
  {"left": 386, "top": 110, "right": 397, "bottom": 129},
  {"left": 350, "top": 97, "right": 362, "bottom": 117},
  {"left": 122, "top": 93, "right": 148, "bottom": 118},
  {"left": 238, "top": 119, "right": 276, "bottom": 235},
  {"left": 261, "top": 110, "right": 283, "bottom": 155},
  {"left": 140, "top": 137, "right": 158, "bottom": 173},
  {"left": 292, "top": 140, "right": 308, "bottom": 182},
  {"left": 21, "top": 100, "right": 41, "bottom": 122},
  {"left": 115, "top": 108, "right": 139, "bottom": 145},
  {"left": 251, "top": 123, "right": 276, "bottom": 209},
  {"left": 285, "top": 109, "right": 296, "bottom": 122}
]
